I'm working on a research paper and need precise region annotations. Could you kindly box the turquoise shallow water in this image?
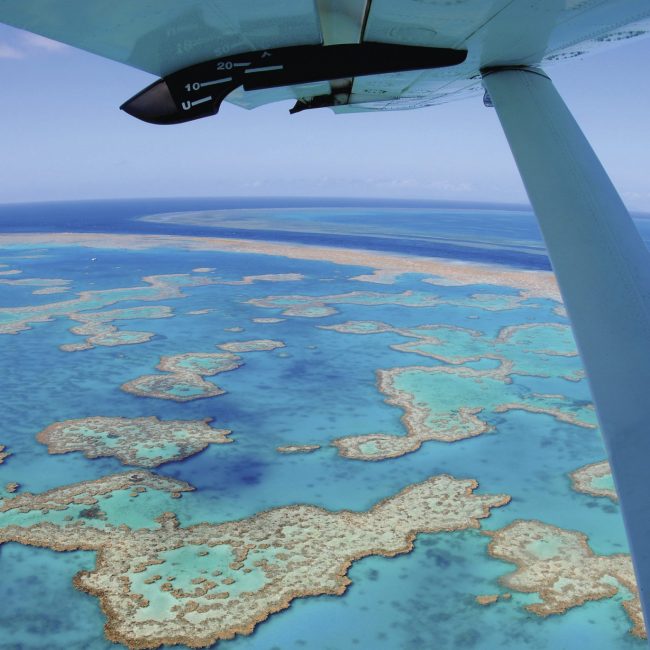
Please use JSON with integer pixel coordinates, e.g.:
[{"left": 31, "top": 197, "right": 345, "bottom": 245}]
[{"left": 0, "top": 234, "right": 642, "bottom": 649}]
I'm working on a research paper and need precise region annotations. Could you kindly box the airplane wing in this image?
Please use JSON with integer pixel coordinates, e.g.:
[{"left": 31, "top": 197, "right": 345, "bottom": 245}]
[{"left": 0, "top": 0, "right": 648, "bottom": 117}]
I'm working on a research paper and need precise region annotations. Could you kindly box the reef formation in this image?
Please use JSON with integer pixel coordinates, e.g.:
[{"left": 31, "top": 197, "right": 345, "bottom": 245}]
[
  {"left": 215, "top": 272, "right": 304, "bottom": 285},
  {"left": 569, "top": 461, "right": 617, "bottom": 501},
  {"left": 247, "top": 290, "right": 443, "bottom": 318},
  {"left": 333, "top": 364, "right": 595, "bottom": 461},
  {"left": 36, "top": 416, "right": 231, "bottom": 468},
  {"left": 122, "top": 352, "right": 242, "bottom": 402},
  {"left": 0, "top": 273, "right": 213, "bottom": 336},
  {"left": 321, "top": 320, "right": 581, "bottom": 382},
  {"left": 322, "top": 317, "right": 592, "bottom": 461},
  {"left": 217, "top": 339, "right": 285, "bottom": 353},
  {"left": 486, "top": 520, "right": 644, "bottom": 638},
  {"left": 0, "top": 232, "right": 563, "bottom": 299},
  {"left": 277, "top": 444, "right": 321, "bottom": 454},
  {"left": 0, "top": 473, "right": 509, "bottom": 649},
  {"left": 60, "top": 305, "right": 173, "bottom": 352}
]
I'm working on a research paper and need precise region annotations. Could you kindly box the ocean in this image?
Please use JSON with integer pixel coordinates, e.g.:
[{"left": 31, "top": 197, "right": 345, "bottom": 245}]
[
  {"left": 3, "top": 196, "right": 648, "bottom": 269},
  {"left": 0, "top": 198, "right": 644, "bottom": 650}
]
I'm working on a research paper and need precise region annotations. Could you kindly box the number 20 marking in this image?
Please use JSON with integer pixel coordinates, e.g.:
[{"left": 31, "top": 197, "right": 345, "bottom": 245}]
[{"left": 217, "top": 61, "right": 233, "bottom": 70}]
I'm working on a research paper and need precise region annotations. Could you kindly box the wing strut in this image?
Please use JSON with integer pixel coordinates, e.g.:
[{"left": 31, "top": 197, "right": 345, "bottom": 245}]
[{"left": 483, "top": 66, "right": 650, "bottom": 635}]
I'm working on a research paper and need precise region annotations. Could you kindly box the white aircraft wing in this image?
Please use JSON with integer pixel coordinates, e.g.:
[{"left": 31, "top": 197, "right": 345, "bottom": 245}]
[
  {"left": 0, "top": 0, "right": 648, "bottom": 116},
  {"left": 0, "top": 1, "right": 323, "bottom": 75}
]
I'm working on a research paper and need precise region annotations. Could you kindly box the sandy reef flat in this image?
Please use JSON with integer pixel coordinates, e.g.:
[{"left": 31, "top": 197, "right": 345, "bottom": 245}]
[{"left": 0, "top": 232, "right": 560, "bottom": 299}]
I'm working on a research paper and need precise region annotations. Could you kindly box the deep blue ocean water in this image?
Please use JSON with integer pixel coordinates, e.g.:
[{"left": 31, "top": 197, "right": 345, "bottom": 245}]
[{"left": 0, "top": 198, "right": 644, "bottom": 650}]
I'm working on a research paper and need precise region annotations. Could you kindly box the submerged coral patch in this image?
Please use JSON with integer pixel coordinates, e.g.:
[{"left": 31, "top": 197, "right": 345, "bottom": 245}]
[
  {"left": 0, "top": 276, "right": 69, "bottom": 288},
  {"left": 0, "top": 273, "right": 212, "bottom": 336},
  {"left": 122, "top": 373, "right": 224, "bottom": 401},
  {"left": 3, "top": 482, "right": 19, "bottom": 495},
  {"left": 187, "top": 308, "right": 213, "bottom": 315},
  {"left": 247, "top": 290, "right": 443, "bottom": 318},
  {"left": 215, "top": 272, "right": 304, "bottom": 285},
  {"left": 475, "top": 594, "right": 500, "bottom": 605},
  {"left": 217, "top": 339, "right": 285, "bottom": 353},
  {"left": 277, "top": 444, "right": 321, "bottom": 454},
  {"left": 33, "top": 286, "right": 70, "bottom": 295},
  {"left": 435, "top": 291, "right": 538, "bottom": 312},
  {"left": 320, "top": 320, "right": 395, "bottom": 336},
  {"left": 349, "top": 270, "right": 402, "bottom": 284},
  {"left": 61, "top": 305, "right": 174, "bottom": 352}
]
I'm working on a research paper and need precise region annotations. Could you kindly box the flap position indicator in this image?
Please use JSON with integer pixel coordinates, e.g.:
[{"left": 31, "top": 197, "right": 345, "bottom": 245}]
[{"left": 121, "top": 42, "right": 468, "bottom": 124}]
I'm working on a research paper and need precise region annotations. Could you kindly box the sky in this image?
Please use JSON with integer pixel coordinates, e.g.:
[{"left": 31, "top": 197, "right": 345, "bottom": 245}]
[{"left": 0, "top": 21, "right": 649, "bottom": 210}]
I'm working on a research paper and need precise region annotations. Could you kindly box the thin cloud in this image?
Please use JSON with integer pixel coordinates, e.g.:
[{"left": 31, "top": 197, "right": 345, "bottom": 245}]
[
  {"left": 0, "top": 43, "right": 22, "bottom": 59},
  {"left": 21, "top": 32, "right": 69, "bottom": 52}
]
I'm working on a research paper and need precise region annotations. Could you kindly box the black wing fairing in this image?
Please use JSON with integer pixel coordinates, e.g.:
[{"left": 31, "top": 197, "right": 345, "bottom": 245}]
[{"left": 121, "top": 42, "right": 467, "bottom": 124}]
